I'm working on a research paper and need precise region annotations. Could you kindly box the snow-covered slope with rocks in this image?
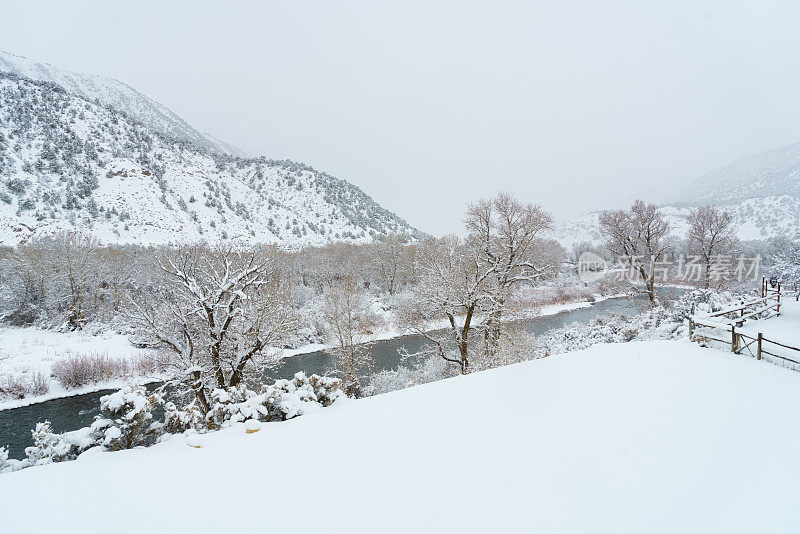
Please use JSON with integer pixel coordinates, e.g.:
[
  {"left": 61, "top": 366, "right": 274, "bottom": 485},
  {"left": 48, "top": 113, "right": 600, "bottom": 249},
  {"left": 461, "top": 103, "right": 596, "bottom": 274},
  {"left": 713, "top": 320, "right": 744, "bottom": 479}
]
[
  {"left": 0, "top": 72, "right": 424, "bottom": 247},
  {"left": 0, "top": 50, "right": 243, "bottom": 157}
]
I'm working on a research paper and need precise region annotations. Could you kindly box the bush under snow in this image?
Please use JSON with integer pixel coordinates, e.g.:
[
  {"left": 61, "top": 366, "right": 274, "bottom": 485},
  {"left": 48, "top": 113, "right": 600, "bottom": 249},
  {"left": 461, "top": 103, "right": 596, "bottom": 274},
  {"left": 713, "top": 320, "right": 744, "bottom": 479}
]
[{"left": 3, "top": 372, "right": 344, "bottom": 475}]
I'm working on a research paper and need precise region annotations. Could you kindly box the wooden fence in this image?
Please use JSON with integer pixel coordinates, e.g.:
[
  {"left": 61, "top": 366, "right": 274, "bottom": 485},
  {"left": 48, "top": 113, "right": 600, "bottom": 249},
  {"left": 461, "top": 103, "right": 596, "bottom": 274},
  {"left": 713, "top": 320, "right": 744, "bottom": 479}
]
[{"left": 689, "top": 279, "right": 800, "bottom": 365}]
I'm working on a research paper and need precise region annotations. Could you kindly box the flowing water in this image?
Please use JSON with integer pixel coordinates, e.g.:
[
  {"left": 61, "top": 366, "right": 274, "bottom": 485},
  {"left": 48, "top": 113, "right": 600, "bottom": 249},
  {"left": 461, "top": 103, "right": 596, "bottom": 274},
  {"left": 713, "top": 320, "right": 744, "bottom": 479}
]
[{"left": 0, "top": 291, "right": 679, "bottom": 459}]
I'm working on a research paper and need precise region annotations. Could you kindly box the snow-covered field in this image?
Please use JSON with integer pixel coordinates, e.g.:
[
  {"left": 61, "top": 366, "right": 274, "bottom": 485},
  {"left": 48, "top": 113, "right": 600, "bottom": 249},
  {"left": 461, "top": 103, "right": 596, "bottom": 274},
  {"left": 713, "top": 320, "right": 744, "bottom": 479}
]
[
  {"left": 0, "top": 327, "right": 159, "bottom": 410},
  {"left": 2, "top": 339, "right": 799, "bottom": 533},
  {"left": 740, "top": 297, "right": 800, "bottom": 353}
]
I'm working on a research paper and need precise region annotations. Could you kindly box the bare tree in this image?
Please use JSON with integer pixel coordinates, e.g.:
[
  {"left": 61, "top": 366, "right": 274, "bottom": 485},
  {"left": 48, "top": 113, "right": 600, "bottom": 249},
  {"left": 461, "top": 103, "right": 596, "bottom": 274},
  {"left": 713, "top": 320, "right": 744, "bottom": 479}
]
[
  {"left": 323, "top": 276, "right": 374, "bottom": 397},
  {"left": 397, "top": 235, "right": 491, "bottom": 374},
  {"left": 686, "top": 205, "right": 738, "bottom": 288},
  {"left": 372, "top": 233, "right": 405, "bottom": 295},
  {"left": 465, "top": 192, "right": 553, "bottom": 356},
  {"left": 127, "top": 246, "right": 297, "bottom": 412},
  {"left": 598, "top": 200, "right": 670, "bottom": 305}
]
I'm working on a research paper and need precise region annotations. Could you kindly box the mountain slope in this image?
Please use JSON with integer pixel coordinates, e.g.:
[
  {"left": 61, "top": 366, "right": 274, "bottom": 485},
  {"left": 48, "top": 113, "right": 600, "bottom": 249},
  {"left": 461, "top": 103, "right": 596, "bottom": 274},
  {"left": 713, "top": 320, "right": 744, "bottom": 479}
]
[
  {"left": 681, "top": 142, "right": 800, "bottom": 206},
  {"left": 556, "top": 195, "right": 800, "bottom": 247},
  {"left": 0, "top": 50, "right": 243, "bottom": 157},
  {"left": 556, "top": 141, "right": 800, "bottom": 247},
  {"left": 0, "top": 72, "right": 424, "bottom": 247}
]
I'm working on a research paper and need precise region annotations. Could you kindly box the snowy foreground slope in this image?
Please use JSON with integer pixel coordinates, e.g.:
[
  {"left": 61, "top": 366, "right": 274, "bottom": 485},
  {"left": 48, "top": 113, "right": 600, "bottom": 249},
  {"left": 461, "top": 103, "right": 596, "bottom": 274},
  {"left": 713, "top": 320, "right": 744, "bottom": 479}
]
[{"left": 2, "top": 340, "right": 800, "bottom": 533}]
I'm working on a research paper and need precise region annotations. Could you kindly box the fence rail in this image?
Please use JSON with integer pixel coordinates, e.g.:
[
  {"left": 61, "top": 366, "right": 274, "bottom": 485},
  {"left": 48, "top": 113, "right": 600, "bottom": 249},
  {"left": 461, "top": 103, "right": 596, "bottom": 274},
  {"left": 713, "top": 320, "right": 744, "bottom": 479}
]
[{"left": 689, "top": 278, "right": 800, "bottom": 365}]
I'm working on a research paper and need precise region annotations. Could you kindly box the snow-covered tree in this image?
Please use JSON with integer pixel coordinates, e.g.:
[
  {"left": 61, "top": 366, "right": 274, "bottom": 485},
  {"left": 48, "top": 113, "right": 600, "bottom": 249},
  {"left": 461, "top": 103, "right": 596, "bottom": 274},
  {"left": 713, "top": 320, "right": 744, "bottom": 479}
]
[
  {"left": 324, "top": 276, "right": 374, "bottom": 397},
  {"left": 771, "top": 239, "right": 800, "bottom": 296},
  {"left": 127, "top": 246, "right": 297, "bottom": 412},
  {"left": 599, "top": 200, "right": 670, "bottom": 305},
  {"left": 465, "top": 192, "right": 554, "bottom": 357},
  {"left": 686, "top": 205, "right": 739, "bottom": 288}
]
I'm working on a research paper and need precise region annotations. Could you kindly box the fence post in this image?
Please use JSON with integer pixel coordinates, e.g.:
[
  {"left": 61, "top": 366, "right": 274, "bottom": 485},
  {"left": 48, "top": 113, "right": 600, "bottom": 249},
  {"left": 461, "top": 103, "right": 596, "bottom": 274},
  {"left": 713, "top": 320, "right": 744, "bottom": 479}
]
[
  {"left": 777, "top": 283, "right": 781, "bottom": 316},
  {"left": 689, "top": 318, "right": 693, "bottom": 339},
  {"left": 731, "top": 325, "right": 737, "bottom": 353},
  {"left": 757, "top": 332, "right": 762, "bottom": 361}
]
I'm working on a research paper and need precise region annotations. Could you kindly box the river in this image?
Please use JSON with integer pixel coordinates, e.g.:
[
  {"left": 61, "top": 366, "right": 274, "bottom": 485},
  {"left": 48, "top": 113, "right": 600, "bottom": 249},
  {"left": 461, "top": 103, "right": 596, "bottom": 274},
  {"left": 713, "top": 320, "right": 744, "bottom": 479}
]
[{"left": 0, "top": 292, "right": 675, "bottom": 459}]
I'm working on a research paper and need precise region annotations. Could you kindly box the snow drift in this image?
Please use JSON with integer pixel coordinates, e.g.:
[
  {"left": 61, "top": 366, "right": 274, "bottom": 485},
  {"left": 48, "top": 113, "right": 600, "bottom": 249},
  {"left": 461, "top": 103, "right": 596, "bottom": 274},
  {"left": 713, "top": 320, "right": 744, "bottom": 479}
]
[{"left": 1, "top": 339, "right": 799, "bottom": 532}]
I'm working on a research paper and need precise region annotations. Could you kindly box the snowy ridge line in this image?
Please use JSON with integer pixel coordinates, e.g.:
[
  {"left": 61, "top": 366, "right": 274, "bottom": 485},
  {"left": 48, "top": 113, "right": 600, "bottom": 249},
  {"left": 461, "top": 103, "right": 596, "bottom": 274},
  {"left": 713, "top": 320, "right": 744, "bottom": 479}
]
[
  {"left": 0, "top": 72, "right": 424, "bottom": 247},
  {"left": 0, "top": 50, "right": 243, "bottom": 156}
]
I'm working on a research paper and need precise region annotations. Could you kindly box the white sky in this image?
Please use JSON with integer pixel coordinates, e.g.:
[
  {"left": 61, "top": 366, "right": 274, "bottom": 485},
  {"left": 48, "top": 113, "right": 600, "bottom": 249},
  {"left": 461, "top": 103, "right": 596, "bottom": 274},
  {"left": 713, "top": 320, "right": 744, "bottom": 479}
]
[{"left": 2, "top": 0, "right": 800, "bottom": 235}]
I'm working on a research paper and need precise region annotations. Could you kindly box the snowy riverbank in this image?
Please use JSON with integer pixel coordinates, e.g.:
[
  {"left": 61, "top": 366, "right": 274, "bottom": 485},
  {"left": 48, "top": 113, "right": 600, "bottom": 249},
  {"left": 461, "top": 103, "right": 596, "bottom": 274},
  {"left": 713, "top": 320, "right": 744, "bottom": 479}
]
[
  {"left": 3, "top": 339, "right": 800, "bottom": 532},
  {"left": 0, "top": 294, "right": 607, "bottom": 411}
]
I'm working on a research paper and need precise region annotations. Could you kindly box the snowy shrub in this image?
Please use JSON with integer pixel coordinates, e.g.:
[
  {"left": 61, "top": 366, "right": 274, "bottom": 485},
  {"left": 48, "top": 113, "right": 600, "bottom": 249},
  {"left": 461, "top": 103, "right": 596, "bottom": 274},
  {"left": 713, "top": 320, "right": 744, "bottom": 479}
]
[
  {"left": 509, "top": 285, "right": 596, "bottom": 314},
  {"left": 29, "top": 370, "right": 49, "bottom": 396},
  {"left": 531, "top": 307, "right": 685, "bottom": 359},
  {"left": 52, "top": 353, "right": 135, "bottom": 389},
  {"left": 24, "top": 421, "right": 72, "bottom": 466},
  {"left": 205, "top": 385, "right": 268, "bottom": 429},
  {"left": 90, "top": 385, "right": 162, "bottom": 451},
  {"left": 0, "top": 446, "right": 26, "bottom": 474},
  {"left": 671, "top": 289, "right": 737, "bottom": 322},
  {"left": 203, "top": 372, "right": 342, "bottom": 429},
  {"left": 0, "top": 373, "right": 30, "bottom": 399},
  {"left": 0, "top": 369, "right": 49, "bottom": 399},
  {"left": 163, "top": 401, "right": 205, "bottom": 434},
  {"left": 364, "top": 356, "right": 454, "bottom": 396}
]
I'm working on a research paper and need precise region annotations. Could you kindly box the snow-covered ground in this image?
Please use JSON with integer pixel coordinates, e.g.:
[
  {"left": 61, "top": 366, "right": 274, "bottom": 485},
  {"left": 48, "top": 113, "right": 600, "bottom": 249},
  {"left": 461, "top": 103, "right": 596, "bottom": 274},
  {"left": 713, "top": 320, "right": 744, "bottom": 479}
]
[
  {"left": 2, "top": 339, "right": 800, "bottom": 532},
  {"left": 0, "top": 295, "right": 601, "bottom": 410},
  {"left": 739, "top": 296, "right": 800, "bottom": 363},
  {"left": 0, "top": 327, "right": 159, "bottom": 410}
]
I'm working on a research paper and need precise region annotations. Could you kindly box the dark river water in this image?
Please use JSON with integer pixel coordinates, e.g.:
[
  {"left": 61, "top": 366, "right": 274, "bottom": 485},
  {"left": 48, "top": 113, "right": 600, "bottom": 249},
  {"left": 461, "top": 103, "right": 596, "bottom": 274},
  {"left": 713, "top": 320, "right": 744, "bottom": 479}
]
[{"left": 0, "top": 292, "right": 677, "bottom": 459}]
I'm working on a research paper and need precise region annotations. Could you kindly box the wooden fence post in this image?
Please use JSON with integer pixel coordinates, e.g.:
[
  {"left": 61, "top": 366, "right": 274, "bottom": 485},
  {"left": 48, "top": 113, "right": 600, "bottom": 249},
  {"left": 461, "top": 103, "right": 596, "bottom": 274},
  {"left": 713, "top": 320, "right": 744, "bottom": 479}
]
[
  {"left": 689, "top": 318, "right": 693, "bottom": 339},
  {"left": 777, "top": 283, "right": 781, "bottom": 316},
  {"left": 731, "top": 325, "right": 737, "bottom": 353},
  {"left": 757, "top": 332, "right": 762, "bottom": 360}
]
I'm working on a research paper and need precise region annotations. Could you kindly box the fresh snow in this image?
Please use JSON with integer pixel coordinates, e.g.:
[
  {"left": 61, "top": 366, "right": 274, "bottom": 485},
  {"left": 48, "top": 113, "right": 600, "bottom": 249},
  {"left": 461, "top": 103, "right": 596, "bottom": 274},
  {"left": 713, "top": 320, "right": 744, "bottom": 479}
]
[
  {"left": 0, "top": 67, "right": 424, "bottom": 248},
  {"left": 0, "top": 326, "right": 159, "bottom": 410},
  {"left": 554, "top": 195, "right": 800, "bottom": 248},
  {"left": 739, "top": 297, "right": 800, "bottom": 362},
  {"left": 0, "top": 50, "right": 244, "bottom": 156},
  {"left": 2, "top": 339, "right": 800, "bottom": 532}
]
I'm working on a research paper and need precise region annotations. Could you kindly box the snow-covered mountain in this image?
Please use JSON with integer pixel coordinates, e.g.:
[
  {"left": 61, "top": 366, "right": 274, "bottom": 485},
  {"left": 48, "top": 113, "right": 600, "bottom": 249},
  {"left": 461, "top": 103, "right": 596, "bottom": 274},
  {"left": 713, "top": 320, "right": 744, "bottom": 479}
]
[
  {"left": 556, "top": 196, "right": 800, "bottom": 248},
  {"left": 0, "top": 71, "right": 424, "bottom": 247},
  {"left": 680, "top": 142, "right": 800, "bottom": 205},
  {"left": 0, "top": 50, "right": 244, "bottom": 157},
  {"left": 555, "top": 143, "right": 800, "bottom": 247}
]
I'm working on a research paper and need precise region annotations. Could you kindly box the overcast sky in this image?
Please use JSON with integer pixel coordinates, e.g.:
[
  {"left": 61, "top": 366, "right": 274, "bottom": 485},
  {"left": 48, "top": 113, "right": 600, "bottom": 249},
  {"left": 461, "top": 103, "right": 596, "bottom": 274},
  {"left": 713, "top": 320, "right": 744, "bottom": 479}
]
[{"left": 2, "top": 1, "right": 800, "bottom": 235}]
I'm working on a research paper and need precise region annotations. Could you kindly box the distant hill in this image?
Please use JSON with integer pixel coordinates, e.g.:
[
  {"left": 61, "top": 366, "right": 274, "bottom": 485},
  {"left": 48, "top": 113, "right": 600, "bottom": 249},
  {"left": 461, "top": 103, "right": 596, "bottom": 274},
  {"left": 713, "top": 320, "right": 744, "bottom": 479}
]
[
  {"left": 0, "top": 70, "right": 424, "bottom": 247},
  {"left": 680, "top": 142, "right": 800, "bottom": 206},
  {"left": 555, "top": 143, "right": 800, "bottom": 247},
  {"left": 0, "top": 50, "right": 244, "bottom": 157}
]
